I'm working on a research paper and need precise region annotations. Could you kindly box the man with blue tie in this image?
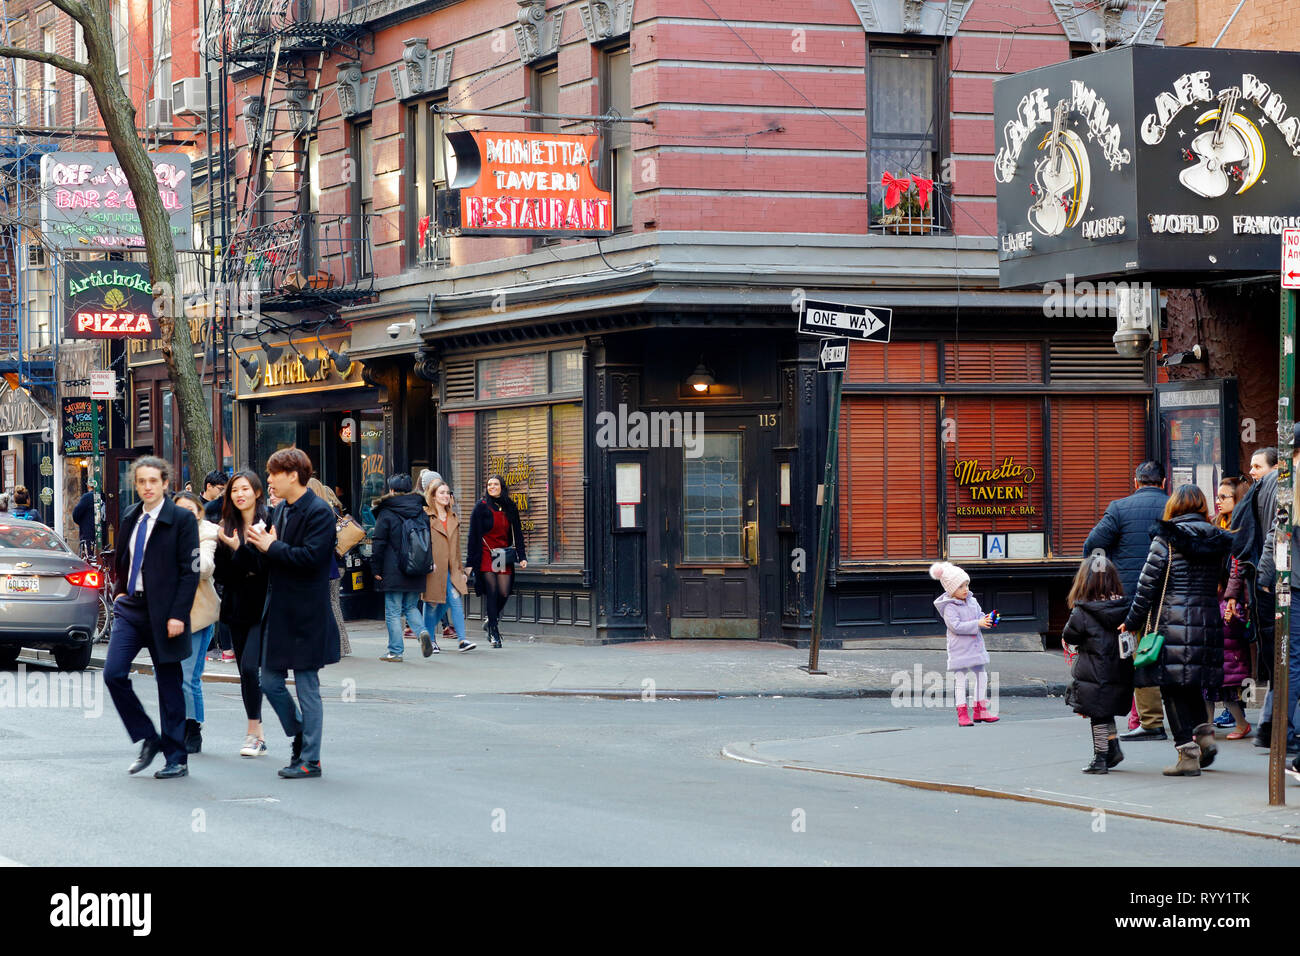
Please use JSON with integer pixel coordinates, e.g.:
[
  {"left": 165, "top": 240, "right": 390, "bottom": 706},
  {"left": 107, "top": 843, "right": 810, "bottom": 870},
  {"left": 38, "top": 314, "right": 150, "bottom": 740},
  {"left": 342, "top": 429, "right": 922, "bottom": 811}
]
[{"left": 103, "top": 456, "right": 200, "bottom": 779}]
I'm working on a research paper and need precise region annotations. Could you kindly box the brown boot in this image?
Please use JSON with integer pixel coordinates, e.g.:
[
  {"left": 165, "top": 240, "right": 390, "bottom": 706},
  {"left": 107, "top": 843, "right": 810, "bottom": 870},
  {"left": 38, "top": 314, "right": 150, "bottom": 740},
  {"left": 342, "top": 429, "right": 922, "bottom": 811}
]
[
  {"left": 1162, "top": 742, "right": 1202, "bottom": 776},
  {"left": 1192, "top": 722, "right": 1218, "bottom": 768}
]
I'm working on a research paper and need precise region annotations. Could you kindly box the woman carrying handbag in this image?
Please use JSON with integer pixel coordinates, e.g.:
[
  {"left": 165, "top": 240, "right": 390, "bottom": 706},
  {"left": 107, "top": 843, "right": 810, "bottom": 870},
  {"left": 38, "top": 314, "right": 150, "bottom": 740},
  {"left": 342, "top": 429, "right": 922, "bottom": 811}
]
[
  {"left": 467, "top": 475, "right": 527, "bottom": 648},
  {"left": 1120, "top": 485, "right": 1233, "bottom": 777}
]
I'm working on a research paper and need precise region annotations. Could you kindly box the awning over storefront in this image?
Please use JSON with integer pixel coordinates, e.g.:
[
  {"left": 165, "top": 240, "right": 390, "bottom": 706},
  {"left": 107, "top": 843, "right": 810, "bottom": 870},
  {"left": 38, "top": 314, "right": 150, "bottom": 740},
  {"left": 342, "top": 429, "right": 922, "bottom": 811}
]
[{"left": 994, "top": 46, "right": 1300, "bottom": 288}]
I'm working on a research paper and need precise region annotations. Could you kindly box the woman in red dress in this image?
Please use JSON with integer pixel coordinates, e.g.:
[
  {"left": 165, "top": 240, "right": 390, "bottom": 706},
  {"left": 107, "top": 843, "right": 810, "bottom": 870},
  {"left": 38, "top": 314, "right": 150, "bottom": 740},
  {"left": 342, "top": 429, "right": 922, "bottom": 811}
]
[{"left": 467, "top": 475, "right": 527, "bottom": 647}]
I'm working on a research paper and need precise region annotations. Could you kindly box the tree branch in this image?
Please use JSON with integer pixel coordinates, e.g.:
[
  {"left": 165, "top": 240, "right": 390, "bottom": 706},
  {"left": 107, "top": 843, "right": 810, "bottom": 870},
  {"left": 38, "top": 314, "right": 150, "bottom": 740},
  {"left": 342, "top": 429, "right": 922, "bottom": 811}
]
[
  {"left": 0, "top": 45, "right": 91, "bottom": 80},
  {"left": 48, "top": 0, "right": 94, "bottom": 28}
]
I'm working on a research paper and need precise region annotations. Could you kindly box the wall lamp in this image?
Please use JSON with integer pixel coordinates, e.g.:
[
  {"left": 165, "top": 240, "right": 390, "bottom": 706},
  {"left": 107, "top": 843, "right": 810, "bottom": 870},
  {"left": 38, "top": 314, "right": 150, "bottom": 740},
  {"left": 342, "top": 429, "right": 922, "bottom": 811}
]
[
  {"left": 1160, "top": 344, "right": 1206, "bottom": 367},
  {"left": 685, "top": 359, "right": 715, "bottom": 394}
]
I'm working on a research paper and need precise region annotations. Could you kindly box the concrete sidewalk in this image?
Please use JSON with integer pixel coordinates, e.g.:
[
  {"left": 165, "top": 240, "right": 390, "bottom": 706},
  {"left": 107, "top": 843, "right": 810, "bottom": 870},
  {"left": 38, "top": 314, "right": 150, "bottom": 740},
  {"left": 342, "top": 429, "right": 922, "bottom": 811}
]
[
  {"left": 72, "top": 620, "right": 1072, "bottom": 699},
  {"left": 723, "top": 715, "right": 1300, "bottom": 842}
]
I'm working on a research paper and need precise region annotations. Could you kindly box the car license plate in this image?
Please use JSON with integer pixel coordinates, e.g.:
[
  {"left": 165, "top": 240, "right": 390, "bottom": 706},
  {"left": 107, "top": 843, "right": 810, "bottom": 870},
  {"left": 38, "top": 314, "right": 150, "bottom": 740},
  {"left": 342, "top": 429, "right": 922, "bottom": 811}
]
[{"left": 5, "top": 576, "right": 38, "bottom": 593}]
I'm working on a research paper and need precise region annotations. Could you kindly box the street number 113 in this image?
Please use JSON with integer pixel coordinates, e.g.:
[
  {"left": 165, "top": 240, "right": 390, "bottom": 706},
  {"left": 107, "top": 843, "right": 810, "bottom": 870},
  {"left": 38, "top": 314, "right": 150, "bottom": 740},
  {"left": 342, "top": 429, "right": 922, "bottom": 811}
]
[{"left": 758, "top": 413, "right": 778, "bottom": 427}]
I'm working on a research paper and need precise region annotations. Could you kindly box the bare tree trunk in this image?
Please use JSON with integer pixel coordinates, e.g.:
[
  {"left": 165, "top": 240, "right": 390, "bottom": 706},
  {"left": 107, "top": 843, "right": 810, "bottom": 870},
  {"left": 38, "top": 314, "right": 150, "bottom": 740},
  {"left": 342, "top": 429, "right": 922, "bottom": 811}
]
[{"left": 1, "top": 0, "right": 218, "bottom": 483}]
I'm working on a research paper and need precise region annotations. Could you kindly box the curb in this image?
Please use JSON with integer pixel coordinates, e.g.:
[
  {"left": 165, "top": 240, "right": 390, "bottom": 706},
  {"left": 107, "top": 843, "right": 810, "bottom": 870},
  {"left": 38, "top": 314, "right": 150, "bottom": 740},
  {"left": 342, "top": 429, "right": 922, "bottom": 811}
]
[
  {"left": 720, "top": 742, "right": 1300, "bottom": 845},
  {"left": 516, "top": 683, "right": 1068, "bottom": 700}
]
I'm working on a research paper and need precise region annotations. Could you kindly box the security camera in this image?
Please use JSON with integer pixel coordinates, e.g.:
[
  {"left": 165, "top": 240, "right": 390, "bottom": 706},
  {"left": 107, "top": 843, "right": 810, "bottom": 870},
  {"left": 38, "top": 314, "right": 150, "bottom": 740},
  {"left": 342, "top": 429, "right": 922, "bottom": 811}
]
[{"left": 387, "top": 320, "right": 416, "bottom": 339}]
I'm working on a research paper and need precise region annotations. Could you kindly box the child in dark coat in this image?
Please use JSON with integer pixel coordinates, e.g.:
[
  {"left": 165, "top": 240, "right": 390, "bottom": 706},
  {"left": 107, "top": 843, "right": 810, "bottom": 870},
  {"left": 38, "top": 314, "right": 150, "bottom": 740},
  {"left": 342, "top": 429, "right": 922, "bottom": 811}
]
[{"left": 1062, "top": 552, "right": 1135, "bottom": 774}]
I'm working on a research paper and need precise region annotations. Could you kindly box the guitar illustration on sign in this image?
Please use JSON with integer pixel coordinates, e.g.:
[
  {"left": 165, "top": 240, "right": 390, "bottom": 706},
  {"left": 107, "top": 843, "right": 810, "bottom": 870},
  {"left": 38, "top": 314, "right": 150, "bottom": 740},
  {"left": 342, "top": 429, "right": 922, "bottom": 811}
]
[
  {"left": 1028, "top": 100, "right": 1091, "bottom": 237},
  {"left": 1178, "top": 86, "right": 1264, "bottom": 198}
]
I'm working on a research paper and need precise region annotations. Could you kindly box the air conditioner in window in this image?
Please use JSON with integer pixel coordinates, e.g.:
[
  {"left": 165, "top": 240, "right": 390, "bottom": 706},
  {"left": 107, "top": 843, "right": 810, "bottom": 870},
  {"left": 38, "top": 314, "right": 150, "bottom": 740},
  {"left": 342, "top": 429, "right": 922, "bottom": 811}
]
[
  {"left": 171, "top": 77, "right": 208, "bottom": 116},
  {"left": 145, "top": 97, "right": 173, "bottom": 129},
  {"left": 25, "top": 244, "right": 45, "bottom": 268}
]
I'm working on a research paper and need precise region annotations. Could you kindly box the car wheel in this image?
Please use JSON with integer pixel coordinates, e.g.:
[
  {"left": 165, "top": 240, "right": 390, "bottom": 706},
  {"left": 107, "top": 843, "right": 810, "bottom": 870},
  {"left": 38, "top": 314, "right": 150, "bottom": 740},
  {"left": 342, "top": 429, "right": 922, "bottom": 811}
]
[
  {"left": 0, "top": 646, "right": 20, "bottom": 667},
  {"left": 53, "top": 643, "right": 92, "bottom": 671}
]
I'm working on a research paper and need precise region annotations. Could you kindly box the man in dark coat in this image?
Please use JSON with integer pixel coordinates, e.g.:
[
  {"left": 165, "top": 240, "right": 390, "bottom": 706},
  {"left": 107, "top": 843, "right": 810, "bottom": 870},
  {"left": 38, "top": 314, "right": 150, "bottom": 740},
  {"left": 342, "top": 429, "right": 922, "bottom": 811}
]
[
  {"left": 370, "top": 474, "right": 432, "bottom": 662},
  {"left": 1082, "top": 460, "right": 1169, "bottom": 740},
  {"left": 71, "top": 489, "right": 97, "bottom": 553},
  {"left": 201, "top": 470, "right": 228, "bottom": 523},
  {"left": 103, "top": 456, "right": 200, "bottom": 779},
  {"left": 246, "top": 448, "right": 339, "bottom": 779},
  {"left": 1233, "top": 447, "right": 1282, "bottom": 747}
]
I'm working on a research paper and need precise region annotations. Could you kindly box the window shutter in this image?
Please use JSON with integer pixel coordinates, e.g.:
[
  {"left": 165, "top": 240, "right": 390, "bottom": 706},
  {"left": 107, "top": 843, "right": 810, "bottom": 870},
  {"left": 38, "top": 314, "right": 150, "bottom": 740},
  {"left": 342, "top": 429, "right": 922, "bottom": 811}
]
[
  {"left": 846, "top": 341, "right": 938, "bottom": 384},
  {"left": 1049, "top": 340, "right": 1146, "bottom": 384},
  {"left": 550, "top": 403, "right": 584, "bottom": 565},
  {"left": 944, "top": 342, "right": 1043, "bottom": 383},
  {"left": 444, "top": 359, "right": 474, "bottom": 404},
  {"left": 944, "top": 397, "right": 1045, "bottom": 535},
  {"left": 1051, "top": 397, "right": 1148, "bottom": 555},
  {"left": 447, "top": 411, "right": 476, "bottom": 503},
  {"left": 839, "top": 397, "right": 939, "bottom": 560},
  {"left": 480, "top": 406, "right": 551, "bottom": 565}
]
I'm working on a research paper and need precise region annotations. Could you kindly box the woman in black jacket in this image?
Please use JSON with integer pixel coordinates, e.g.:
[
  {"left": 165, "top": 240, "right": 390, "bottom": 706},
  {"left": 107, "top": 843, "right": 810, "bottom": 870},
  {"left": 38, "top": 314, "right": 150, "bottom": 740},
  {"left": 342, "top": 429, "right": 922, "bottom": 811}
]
[
  {"left": 467, "top": 475, "right": 527, "bottom": 648},
  {"left": 213, "top": 470, "right": 270, "bottom": 757},
  {"left": 1062, "top": 553, "right": 1134, "bottom": 774},
  {"left": 1122, "top": 484, "right": 1233, "bottom": 777},
  {"left": 370, "top": 474, "right": 431, "bottom": 662}
]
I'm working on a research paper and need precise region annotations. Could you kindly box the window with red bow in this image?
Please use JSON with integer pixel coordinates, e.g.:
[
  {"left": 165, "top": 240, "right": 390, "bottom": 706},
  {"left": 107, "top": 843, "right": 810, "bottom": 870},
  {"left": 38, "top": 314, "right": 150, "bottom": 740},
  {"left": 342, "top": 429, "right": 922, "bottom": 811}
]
[{"left": 868, "top": 45, "right": 944, "bottom": 230}]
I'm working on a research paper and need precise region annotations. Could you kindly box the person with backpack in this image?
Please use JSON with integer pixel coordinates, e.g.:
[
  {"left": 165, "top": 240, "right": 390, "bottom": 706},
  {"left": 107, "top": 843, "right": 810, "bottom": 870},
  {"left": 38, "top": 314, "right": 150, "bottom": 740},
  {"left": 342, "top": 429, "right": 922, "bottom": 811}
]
[
  {"left": 9, "top": 486, "right": 42, "bottom": 523},
  {"left": 371, "top": 473, "right": 433, "bottom": 663}
]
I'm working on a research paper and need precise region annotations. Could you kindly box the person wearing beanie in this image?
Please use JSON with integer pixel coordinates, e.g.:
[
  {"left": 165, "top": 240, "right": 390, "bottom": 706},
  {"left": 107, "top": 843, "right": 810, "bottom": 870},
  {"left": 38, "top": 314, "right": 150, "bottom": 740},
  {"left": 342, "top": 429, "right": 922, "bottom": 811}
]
[{"left": 931, "top": 561, "right": 997, "bottom": 727}]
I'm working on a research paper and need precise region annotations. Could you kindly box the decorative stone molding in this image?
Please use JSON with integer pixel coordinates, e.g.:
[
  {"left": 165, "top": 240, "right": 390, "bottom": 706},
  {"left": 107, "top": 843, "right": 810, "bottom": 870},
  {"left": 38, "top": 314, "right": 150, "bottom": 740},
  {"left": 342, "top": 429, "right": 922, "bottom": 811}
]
[
  {"left": 850, "top": 0, "right": 972, "bottom": 36},
  {"left": 283, "top": 81, "right": 313, "bottom": 135},
  {"left": 390, "top": 39, "right": 455, "bottom": 100},
  {"left": 241, "top": 95, "right": 264, "bottom": 149},
  {"left": 336, "top": 61, "right": 376, "bottom": 118},
  {"left": 515, "top": 0, "right": 564, "bottom": 64},
  {"left": 578, "top": 0, "right": 633, "bottom": 43},
  {"left": 1049, "top": 0, "right": 1163, "bottom": 47},
  {"left": 413, "top": 347, "right": 440, "bottom": 383}
]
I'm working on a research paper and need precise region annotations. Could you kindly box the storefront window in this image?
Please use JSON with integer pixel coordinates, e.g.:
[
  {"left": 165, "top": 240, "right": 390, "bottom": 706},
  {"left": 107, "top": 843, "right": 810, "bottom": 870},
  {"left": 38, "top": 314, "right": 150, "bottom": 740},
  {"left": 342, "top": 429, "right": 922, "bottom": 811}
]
[
  {"left": 550, "top": 349, "right": 583, "bottom": 392},
  {"left": 161, "top": 390, "right": 173, "bottom": 465},
  {"left": 478, "top": 353, "right": 547, "bottom": 401}
]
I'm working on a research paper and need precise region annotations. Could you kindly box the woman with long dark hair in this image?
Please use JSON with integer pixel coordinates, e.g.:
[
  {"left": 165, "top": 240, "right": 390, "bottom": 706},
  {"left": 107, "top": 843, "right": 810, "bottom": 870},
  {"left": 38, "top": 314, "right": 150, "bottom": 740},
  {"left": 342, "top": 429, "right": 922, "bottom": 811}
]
[
  {"left": 467, "top": 475, "right": 527, "bottom": 648},
  {"left": 1121, "top": 484, "right": 1233, "bottom": 776},
  {"left": 213, "top": 469, "right": 271, "bottom": 757}
]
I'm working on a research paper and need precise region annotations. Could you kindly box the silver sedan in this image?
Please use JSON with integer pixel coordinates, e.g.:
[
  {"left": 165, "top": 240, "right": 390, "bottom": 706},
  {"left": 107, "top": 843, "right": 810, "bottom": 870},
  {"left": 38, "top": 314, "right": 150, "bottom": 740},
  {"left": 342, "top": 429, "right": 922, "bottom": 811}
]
[{"left": 0, "top": 517, "right": 101, "bottom": 670}]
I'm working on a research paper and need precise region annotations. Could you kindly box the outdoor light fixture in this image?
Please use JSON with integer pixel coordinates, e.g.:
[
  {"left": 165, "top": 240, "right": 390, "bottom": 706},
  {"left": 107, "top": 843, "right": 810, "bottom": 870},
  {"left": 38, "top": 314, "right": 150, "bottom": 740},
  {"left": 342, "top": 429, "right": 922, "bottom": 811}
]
[
  {"left": 1160, "top": 344, "right": 1205, "bottom": 367},
  {"left": 685, "top": 360, "right": 715, "bottom": 394},
  {"left": 1112, "top": 285, "right": 1155, "bottom": 358},
  {"left": 262, "top": 341, "right": 286, "bottom": 363},
  {"left": 328, "top": 347, "right": 352, "bottom": 375},
  {"left": 299, "top": 349, "right": 324, "bottom": 377},
  {"left": 238, "top": 352, "right": 261, "bottom": 382}
]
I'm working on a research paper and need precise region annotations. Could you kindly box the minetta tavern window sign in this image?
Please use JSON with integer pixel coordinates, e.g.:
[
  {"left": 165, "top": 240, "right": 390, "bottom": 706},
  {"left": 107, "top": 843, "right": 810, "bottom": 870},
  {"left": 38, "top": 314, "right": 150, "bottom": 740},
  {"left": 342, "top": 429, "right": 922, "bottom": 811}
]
[
  {"left": 952, "top": 457, "right": 1038, "bottom": 516},
  {"left": 994, "top": 45, "right": 1300, "bottom": 288}
]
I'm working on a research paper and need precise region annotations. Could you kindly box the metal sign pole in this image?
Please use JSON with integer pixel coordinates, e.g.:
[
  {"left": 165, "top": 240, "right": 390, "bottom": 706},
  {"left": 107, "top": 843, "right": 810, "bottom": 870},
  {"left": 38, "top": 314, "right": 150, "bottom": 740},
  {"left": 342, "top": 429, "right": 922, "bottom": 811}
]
[
  {"left": 804, "top": 368, "right": 842, "bottom": 675},
  {"left": 1272, "top": 288, "right": 1295, "bottom": 806}
]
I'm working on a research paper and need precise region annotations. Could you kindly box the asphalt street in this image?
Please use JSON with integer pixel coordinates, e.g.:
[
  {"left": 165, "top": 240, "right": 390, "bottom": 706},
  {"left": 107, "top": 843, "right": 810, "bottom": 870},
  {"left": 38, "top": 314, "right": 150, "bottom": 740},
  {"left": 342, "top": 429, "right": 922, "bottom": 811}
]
[{"left": 0, "top": 664, "right": 1295, "bottom": 866}]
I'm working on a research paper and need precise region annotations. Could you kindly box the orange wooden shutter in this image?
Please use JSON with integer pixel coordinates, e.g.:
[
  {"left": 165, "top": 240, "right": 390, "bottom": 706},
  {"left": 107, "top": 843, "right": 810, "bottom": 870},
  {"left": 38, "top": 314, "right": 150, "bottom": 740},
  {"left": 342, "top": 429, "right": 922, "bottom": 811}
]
[
  {"left": 845, "top": 341, "right": 938, "bottom": 384},
  {"left": 944, "top": 396, "right": 1045, "bottom": 535},
  {"left": 839, "top": 397, "right": 939, "bottom": 560},
  {"left": 943, "top": 342, "right": 1043, "bottom": 383},
  {"left": 1051, "top": 397, "right": 1148, "bottom": 555}
]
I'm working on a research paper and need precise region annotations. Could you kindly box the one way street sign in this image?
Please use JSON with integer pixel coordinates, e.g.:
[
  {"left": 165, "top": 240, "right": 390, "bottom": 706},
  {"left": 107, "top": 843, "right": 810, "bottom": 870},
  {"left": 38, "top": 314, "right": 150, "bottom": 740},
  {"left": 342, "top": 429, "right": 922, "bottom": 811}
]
[
  {"left": 798, "top": 298, "right": 892, "bottom": 342},
  {"left": 817, "top": 337, "right": 849, "bottom": 372}
]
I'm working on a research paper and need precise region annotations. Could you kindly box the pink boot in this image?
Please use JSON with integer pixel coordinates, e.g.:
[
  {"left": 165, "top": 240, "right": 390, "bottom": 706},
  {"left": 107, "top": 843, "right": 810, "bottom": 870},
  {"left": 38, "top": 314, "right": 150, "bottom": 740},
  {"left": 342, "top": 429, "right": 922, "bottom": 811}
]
[
  {"left": 1127, "top": 697, "right": 1140, "bottom": 731},
  {"left": 957, "top": 705, "right": 973, "bottom": 727},
  {"left": 973, "top": 701, "right": 1000, "bottom": 723}
]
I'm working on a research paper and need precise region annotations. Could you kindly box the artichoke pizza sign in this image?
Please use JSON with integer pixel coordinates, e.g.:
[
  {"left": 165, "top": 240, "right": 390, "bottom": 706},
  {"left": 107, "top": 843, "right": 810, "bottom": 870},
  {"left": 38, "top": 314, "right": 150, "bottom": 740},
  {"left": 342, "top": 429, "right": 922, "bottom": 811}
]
[{"left": 64, "top": 262, "right": 159, "bottom": 340}]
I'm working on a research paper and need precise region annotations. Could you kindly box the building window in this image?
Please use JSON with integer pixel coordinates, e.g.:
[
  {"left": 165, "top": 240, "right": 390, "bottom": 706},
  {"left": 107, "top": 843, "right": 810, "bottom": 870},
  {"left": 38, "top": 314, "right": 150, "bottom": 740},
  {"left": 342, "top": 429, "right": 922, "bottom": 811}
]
[
  {"left": 406, "top": 100, "right": 448, "bottom": 266},
  {"left": 151, "top": 0, "right": 172, "bottom": 109},
  {"left": 161, "top": 389, "right": 174, "bottom": 465},
  {"left": 528, "top": 62, "right": 560, "bottom": 248},
  {"left": 600, "top": 45, "right": 633, "bottom": 229},
  {"left": 868, "top": 45, "right": 942, "bottom": 230},
  {"left": 301, "top": 136, "right": 320, "bottom": 273},
  {"left": 74, "top": 23, "right": 88, "bottom": 122},
  {"left": 41, "top": 28, "right": 56, "bottom": 127},
  {"left": 114, "top": 0, "right": 130, "bottom": 94},
  {"left": 684, "top": 433, "right": 744, "bottom": 561},
  {"left": 352, "top": 122, "right": 373, "bottom": 277},
  {"left": 445, "top": 346, "right": 585, "bottom": 567}
]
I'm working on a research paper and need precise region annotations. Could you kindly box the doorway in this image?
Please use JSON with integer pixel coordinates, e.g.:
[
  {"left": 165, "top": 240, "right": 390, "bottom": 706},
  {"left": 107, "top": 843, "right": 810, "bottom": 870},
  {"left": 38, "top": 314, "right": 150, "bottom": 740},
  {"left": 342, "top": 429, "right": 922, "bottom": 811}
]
[{"left": 648, "top": 417, "right": 776, "bottom": 639}]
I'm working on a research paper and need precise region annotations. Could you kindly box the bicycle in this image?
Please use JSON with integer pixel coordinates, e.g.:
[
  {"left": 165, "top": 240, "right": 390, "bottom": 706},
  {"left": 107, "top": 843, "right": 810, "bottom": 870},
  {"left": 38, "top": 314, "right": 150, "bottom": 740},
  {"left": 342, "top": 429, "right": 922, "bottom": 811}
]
[{"left": 83, "top": 546, "right": 116, "bottom": 644}]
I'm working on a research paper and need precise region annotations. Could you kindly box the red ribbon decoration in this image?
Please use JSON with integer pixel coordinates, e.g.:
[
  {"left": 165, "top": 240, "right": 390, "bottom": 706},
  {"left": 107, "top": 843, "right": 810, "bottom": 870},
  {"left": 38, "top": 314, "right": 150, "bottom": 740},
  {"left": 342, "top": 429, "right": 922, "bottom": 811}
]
[
  {"left": 910, "top": 175, "right": 933, "bottom": 211},
  {"left": 418, "top": 215, "right": 430, "bottom": 249},
  {"left": 881, "top": 172, "right": 908, "bottom": 210}
]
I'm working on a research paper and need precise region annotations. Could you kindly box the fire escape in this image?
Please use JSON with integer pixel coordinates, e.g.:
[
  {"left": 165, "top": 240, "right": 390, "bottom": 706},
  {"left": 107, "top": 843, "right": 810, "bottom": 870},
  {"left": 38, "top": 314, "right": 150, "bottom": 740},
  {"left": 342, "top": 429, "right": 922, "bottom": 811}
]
[
  {"left": 0, "top": 0, "right": 58, "bottom": 394},
  {"left": 213, "top": 0, "right": 374, "bottom": 321}
]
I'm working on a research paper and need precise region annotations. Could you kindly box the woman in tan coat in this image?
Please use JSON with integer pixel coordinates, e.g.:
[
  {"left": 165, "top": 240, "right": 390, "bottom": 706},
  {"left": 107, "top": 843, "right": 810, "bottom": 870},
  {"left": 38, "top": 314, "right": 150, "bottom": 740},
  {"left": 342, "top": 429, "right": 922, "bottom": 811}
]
[{"left": 419, "top": 479, "right": 475, "bottom": 655}]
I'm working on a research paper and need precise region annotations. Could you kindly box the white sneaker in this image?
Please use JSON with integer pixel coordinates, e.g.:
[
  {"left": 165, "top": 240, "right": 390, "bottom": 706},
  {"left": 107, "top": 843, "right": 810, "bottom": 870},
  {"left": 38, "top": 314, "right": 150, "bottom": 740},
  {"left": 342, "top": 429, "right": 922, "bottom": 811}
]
[{"left": 240, "top": 735, "right": 267, "bottom": 758}]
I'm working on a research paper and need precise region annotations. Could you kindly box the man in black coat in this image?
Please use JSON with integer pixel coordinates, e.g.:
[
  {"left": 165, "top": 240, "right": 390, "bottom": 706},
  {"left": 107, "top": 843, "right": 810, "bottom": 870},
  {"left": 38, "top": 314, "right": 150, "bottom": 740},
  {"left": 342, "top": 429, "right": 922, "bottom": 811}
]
[
  {"left": 246, "top": 448, "right": 339, "bottom": 779},
  {"left": 71, "top": 489, "right": 97, "bottom": 554},
  {"left": 1082, "top": 460, "right": 1169, "bottom": 741},
  {"left": 201, "top": 470, "right": 228, "bottom": 523},
  {"left": 102, "top": 457, "right": 200, "bottom": 779}
]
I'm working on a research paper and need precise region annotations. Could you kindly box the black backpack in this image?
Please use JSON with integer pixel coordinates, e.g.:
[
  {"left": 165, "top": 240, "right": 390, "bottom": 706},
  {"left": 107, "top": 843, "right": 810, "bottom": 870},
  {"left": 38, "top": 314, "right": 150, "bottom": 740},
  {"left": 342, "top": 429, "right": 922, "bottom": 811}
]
[{"left": 399, "top": 512, "right": 434, "bottom": 577}]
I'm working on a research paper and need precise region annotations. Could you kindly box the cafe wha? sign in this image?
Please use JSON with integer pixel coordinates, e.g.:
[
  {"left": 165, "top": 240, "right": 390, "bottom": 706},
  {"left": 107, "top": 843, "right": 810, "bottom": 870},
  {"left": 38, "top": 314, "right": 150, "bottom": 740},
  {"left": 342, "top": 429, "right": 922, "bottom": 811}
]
[{"left": 994, "top": 46, "right": 1300, "bottom": 288}]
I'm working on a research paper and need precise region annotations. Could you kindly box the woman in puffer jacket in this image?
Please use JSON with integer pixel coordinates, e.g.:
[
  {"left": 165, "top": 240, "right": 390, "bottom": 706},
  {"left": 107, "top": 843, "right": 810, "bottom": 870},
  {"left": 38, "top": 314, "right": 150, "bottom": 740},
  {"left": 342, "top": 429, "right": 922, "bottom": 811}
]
[
  {"left": 1062, "top": 552, "right": 1134, "bottom": 774},
  {"left": 1122, "top": 485, "right": 1233, "bottom": 777}
]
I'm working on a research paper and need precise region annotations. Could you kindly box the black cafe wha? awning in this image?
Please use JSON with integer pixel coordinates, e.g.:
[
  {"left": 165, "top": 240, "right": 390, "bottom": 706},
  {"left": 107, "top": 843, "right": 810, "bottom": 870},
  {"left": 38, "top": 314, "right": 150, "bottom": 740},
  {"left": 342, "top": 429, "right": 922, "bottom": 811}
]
[{"left": 994, "top": 45, "right": 1300, "bottom": 289}]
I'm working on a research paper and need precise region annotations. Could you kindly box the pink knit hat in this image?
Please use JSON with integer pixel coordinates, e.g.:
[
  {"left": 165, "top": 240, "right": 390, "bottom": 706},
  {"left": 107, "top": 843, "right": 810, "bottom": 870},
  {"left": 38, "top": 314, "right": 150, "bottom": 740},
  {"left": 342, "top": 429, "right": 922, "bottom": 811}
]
[{"left": 929, "top": 561, "right": 970, "bottom": 596}]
